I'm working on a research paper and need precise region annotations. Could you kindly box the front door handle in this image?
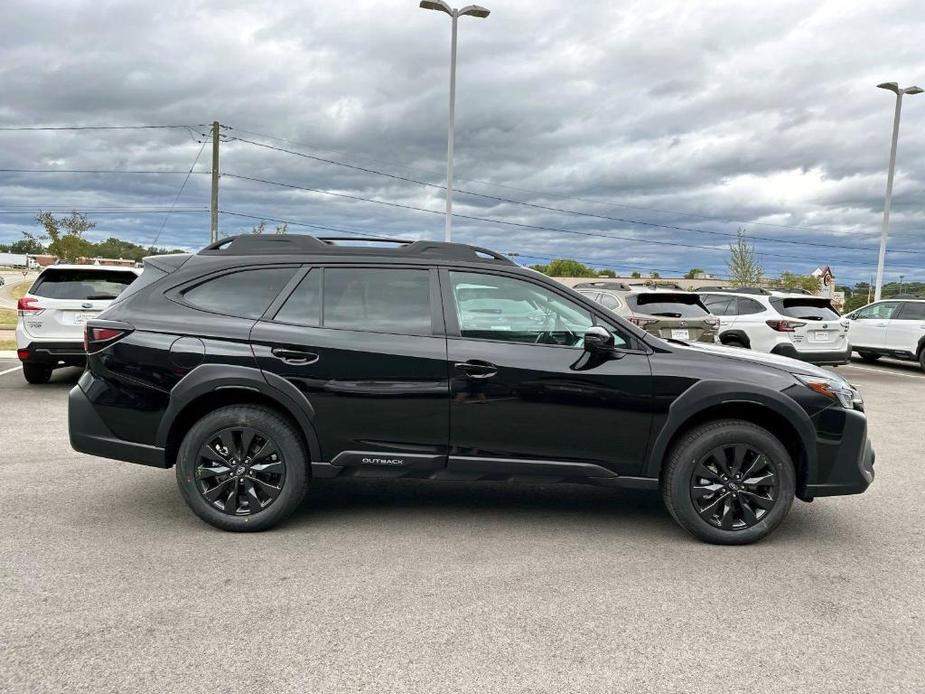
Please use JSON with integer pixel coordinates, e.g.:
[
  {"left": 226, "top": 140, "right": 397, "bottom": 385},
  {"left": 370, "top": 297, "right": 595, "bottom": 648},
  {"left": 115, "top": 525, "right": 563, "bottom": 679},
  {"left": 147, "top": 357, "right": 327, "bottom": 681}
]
[
  {"left": 454, "top": 360, "right": 498, "bottom": 379},
  {"left": 271, "top": 347, "right": 319, "bottom": 365}
]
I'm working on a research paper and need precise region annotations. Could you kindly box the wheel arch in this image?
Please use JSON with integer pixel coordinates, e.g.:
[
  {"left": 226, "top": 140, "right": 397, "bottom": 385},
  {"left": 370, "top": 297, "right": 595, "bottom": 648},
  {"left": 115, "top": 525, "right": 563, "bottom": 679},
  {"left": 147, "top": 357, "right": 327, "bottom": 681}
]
[
  {"left": 644, "top": 381, "right": 817, "bottom": 492},
  {"left": 156, "top": 364, "right": 321, "bottom": 468},
  {"left": 719, "top": 329, "right": 751, "bottom": 348}
]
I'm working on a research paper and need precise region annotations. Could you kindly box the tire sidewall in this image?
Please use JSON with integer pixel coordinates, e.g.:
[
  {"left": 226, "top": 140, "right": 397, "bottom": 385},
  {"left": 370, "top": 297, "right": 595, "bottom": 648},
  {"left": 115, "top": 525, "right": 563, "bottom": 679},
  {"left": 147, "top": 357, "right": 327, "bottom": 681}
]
[
  {"left": 667, "top": 423, "right": 795, "bottom": 545},
  {"left": 175, "top": 406, "right": 307, "bottom": 531}
]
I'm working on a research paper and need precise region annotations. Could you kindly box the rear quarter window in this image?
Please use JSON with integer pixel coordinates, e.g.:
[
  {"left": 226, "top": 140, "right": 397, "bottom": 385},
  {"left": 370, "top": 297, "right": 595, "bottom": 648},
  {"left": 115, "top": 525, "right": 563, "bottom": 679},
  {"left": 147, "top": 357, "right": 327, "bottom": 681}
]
[
  {"left": 29, "top": 268, "right": 139, "bottom": 300},
  {"left": 182, "top": 267, "right": 296, "bottom": 319},
  {"left": 111, "top": 265, "right": 165, "bottom": 304},
  {"left": 896, "top": 302, "right": 925, "bottom": 320}
]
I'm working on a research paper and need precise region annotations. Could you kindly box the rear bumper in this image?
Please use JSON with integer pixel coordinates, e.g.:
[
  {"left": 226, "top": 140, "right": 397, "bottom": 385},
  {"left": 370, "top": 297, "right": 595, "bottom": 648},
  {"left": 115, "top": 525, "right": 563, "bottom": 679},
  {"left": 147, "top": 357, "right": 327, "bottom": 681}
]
[
  {"left": 771, "top": 343, "right": 851, "bottom": 366},
  {"left": 801, "top": 407, "right": 875, "bottom": 499},
  {"left": 18, "top": 340, "right": 86, "bottom": 366},
  {"left": 68, "top": 384, "right": 167, "bottom": 468}
]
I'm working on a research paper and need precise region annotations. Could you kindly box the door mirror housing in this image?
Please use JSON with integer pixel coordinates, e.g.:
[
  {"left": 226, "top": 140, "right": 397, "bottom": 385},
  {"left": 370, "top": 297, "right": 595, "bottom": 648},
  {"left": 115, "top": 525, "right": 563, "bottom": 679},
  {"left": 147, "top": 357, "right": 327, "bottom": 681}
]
[{"left": 584, "top": 326, "right": 615, "bottom": 353}]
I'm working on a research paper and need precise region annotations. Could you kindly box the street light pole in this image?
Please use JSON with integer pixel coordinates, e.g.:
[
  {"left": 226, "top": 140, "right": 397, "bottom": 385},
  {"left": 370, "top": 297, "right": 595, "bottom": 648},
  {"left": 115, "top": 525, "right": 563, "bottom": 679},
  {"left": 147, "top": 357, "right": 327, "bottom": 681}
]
[
  {"left": 419, "top": 1, "right": 490, "bottom": 243},
  {"left": 874, "top": 82, "right": 922, "bottom": 301}
]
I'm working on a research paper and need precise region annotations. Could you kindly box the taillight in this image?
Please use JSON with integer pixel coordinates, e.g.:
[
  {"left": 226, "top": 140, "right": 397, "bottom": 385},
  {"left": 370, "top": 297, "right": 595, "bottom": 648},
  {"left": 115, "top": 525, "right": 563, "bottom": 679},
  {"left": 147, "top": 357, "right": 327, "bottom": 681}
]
[
  {"left": 765, "top": 319, "right": 806, "bottom": 332},
  {"left": 17, "top": 297, "right": 44, "bottom": 316},
  {"left": 84, "top": 325, "right": 131, "bottom": 353},
  {"left": 17, "top": 348, "right": 30, "bottom": 362},
  {"left": 627, "top": 315, "right": 658, "bottom": 328}
]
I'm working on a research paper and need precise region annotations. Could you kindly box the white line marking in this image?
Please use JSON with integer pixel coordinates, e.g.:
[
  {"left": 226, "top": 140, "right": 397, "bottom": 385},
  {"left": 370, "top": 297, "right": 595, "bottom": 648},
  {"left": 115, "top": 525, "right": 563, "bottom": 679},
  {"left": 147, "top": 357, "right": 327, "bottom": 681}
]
[
  {"left": 844, "top": 364, "right": 925, "bottom": 380},
  {"left": 0, "top": 366, "right": 21, "bottom": 376}
]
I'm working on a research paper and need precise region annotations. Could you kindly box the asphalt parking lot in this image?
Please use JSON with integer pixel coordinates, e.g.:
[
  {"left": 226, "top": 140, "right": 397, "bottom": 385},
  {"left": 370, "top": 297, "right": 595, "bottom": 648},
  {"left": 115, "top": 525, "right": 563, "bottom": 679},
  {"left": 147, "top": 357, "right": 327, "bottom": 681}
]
[{"left": 1, "top": 357, "right": 923, "bottom": 693}]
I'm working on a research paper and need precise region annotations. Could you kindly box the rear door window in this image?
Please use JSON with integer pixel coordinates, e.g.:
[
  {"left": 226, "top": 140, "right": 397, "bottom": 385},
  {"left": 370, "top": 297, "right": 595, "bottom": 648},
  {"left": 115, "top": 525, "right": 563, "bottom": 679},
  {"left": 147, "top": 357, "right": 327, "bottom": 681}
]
[
  {"left": 323, "top": 268, "right": 432, "bottom": 334},
  {"left": 274, "top": 269, "right": 322, "bottom": 326},
  {"left": 628, "top": 293, "right": 709, "bottom": 317},
  {"left": 896, "top": 302, "right": 925, "bottom": 320},
  {"left": 183, "top": 267, "right": 295, "bottom": 319},
  {"left": 771, "top": 298, "right": 840, "bottom": 321},
  {"left": 599, "top": 293, "right": 621, "bottom": 310},
  {"left": 736, "top": 297, "right": 765, "bottom": 315},
  {"left": 30, "top": 269, "right": 138, "bottom": 300}
]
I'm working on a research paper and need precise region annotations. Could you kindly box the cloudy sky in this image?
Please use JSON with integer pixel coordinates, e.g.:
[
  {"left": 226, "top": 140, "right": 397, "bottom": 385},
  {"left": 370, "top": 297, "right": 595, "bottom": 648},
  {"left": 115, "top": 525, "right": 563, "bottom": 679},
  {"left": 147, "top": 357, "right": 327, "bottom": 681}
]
[{"left": 1, "top": 0, "right": 923, "bottom": 283}]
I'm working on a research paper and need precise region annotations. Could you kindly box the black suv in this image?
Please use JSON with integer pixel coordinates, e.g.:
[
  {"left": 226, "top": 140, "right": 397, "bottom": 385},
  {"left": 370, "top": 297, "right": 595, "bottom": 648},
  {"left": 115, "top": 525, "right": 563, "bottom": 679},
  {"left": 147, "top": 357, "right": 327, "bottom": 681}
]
[{"left": 68, "top": 235, "right": 875, "bottom": 544}]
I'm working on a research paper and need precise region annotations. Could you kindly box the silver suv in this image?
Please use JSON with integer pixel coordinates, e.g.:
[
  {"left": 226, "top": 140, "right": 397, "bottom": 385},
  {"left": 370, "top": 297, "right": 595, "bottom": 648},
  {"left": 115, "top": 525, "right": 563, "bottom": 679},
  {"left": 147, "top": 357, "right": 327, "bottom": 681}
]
[{"left": 574, "top": 281, "right": 717, "bottom": 343}]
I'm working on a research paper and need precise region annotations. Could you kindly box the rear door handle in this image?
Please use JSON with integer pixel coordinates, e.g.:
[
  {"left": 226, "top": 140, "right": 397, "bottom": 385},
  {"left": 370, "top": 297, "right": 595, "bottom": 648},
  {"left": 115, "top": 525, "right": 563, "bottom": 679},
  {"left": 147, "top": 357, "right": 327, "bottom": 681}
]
[
  {"left": 454, "top": 360, "right": 498, "bottom": 379},
  {"left": 271, "top": 347, "right": 319, "bottom": 365}
]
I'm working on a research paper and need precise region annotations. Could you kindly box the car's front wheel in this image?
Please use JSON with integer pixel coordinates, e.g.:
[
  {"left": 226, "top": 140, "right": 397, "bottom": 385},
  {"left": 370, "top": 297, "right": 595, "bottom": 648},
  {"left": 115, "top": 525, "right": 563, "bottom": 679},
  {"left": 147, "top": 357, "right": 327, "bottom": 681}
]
[
  {"left": 175, "top": 405, "right": 308, "bottom": 532},
  {"left": 857, "top": 351, "right": 881, "bottom": 363},
  {"left": 22, "top": 363, "right": 52, "bottom": 384},
  {"left": 661, "top": 419, "right": 795, "bottom": 545}
]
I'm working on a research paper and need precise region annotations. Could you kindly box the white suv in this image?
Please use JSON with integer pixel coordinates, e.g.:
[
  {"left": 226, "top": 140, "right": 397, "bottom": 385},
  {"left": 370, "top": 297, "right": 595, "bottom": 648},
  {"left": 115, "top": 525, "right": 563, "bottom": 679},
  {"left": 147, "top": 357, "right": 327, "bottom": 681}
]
[
  {"left": 846, "top": 299, "right": 925, "bottom": 372},
  {"left": 698, "top": 289, "right": 850, "bottom": 366},
  {"left": 16, "top": 265, "right": 140, "bottom": 383}
]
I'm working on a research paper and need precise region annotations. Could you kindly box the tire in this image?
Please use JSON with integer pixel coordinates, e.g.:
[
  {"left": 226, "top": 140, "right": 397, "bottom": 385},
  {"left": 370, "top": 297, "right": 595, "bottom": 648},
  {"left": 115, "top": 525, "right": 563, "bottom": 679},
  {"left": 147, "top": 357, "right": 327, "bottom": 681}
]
[
  {"left": 175, "top": 405, "right": 308, "bottom": 532},
  {"left": 918, "top": 349, "right": 925, "bottom": 374},
  {"left": 22, "top": 363, "right": 52, "bottom": 384},
  {"left": 723, "top": 338, "right": 748, "bottom": 349},
  {"left": 858, "top": 351, "right": 881, "bottom": 363},
  {"left": 661, "top": 419, "right": 796, "bottom": 545}
]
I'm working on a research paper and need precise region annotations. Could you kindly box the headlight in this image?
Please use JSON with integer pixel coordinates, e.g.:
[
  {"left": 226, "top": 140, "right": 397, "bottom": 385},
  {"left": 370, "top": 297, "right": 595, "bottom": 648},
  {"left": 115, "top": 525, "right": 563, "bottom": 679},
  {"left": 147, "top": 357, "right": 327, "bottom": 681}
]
[{"left": 794, "top": 374, "right": 862, "bottom": 410}]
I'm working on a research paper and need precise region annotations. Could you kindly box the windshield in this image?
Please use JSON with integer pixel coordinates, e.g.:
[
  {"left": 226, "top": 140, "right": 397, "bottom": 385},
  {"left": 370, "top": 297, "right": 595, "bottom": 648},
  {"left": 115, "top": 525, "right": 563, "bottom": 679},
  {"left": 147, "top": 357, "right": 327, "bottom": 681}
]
[
  {"left": 627, "top": 292, "right": 709, "bottom": 318},
  {"left": 771, "top": 297, "right": 840, "bottom": 321},
  {"left": 30, "top": 269, "right": 138, "bottom": 300}
]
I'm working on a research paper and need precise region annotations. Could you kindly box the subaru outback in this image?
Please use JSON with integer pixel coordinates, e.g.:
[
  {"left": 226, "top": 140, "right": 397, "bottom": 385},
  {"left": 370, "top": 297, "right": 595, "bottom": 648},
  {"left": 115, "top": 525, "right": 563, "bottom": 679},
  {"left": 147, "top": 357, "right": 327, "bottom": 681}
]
[{"left": 68, "top": 235, "right": 875, "bottom": 544}]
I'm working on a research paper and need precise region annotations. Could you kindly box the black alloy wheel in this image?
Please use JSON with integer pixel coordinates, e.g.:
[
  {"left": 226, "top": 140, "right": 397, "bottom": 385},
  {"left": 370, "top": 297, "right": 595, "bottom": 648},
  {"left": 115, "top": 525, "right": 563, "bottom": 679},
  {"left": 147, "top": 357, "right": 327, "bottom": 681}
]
[
  {"left": 196, "top": 427, "right": 286, "bottom": 516},
  {"left": 689, "top": 444, "right": 778, "bottom": 531},
  {"left": 176, "top": 405, "right": 308, "bottom": 532}
]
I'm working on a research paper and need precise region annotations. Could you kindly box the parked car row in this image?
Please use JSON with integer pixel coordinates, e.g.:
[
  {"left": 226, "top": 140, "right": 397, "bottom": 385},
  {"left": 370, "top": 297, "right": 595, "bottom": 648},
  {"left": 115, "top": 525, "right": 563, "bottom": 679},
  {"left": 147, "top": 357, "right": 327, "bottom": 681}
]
[{"left": 574, "top": 281, "right": 925, "bottom": 372}]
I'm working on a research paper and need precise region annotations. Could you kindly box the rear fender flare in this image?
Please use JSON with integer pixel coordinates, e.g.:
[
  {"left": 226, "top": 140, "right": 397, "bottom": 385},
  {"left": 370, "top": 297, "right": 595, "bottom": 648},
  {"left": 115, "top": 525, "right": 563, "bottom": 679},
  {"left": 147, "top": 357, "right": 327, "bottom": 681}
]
[
  {"left": 643, "top": 379, "right": 817, "bottom": 481},
  {"left": 155, "top": 363, "right": 321, "bottom": 461}
]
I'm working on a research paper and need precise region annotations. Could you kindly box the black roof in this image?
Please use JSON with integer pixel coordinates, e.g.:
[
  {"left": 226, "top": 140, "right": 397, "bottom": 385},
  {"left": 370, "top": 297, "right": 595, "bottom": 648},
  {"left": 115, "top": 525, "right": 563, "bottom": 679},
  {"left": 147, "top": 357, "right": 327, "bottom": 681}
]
[{"left": 198, "top": 234, "right": 516, "bottom": 266}]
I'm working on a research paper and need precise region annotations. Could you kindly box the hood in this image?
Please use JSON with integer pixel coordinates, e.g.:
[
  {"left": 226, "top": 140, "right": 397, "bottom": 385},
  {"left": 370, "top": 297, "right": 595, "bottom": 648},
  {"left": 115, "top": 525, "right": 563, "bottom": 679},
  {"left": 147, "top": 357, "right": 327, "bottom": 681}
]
[{"left": 666, "top": 340, "right": 847, "bottom": 382}]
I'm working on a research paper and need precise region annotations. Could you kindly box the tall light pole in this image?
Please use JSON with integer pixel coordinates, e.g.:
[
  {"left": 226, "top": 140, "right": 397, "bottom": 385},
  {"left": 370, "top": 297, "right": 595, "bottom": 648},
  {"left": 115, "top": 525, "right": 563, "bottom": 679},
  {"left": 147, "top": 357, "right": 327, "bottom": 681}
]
[
  {"left": 419, "top": 1, "right": 490, "bottom": 242},
  {"left": 873, "top": 82, "right": 922, "bottom": 301}
]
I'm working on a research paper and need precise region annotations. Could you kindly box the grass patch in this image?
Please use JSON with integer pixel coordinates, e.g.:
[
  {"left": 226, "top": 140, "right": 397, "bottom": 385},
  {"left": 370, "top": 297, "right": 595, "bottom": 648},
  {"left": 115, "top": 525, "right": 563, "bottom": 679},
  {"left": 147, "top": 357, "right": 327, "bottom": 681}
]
[
  {"left": 11, "top": 282, "right": 29, "bottom": 300},
  {"left": 0, "top": 339, "right": 16, "bottom": 351},
  {"left": 0, "top": 308, "right": 17, "bottom": 327}
]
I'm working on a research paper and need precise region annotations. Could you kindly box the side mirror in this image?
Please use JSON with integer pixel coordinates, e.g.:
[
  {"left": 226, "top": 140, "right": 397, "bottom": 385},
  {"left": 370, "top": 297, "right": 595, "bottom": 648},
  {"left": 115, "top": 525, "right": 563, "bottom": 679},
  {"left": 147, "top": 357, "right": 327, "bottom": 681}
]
[
  {"left": 845, "top": 313, "right": 856, "bottom": 320},
  {"left": 584, "top": 326, "right": 615, "bottom": 353}
]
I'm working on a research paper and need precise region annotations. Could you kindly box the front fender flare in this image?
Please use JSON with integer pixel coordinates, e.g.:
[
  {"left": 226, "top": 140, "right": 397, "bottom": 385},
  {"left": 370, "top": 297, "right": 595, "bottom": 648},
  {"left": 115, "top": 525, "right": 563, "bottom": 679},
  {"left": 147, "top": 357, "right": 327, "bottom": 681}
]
[{"left": 643, "top": 379, "right": 817, "bottom": 481}]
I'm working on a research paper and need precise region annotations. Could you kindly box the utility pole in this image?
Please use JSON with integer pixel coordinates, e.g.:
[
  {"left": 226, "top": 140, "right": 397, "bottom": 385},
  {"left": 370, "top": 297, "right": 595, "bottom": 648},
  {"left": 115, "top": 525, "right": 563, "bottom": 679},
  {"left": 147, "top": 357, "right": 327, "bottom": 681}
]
[
  {"left": 873, "top": 82, "right": 922, "bottom": 301},
  {"left": 210, "top": 121, "right": 220, "bottom": 244}
]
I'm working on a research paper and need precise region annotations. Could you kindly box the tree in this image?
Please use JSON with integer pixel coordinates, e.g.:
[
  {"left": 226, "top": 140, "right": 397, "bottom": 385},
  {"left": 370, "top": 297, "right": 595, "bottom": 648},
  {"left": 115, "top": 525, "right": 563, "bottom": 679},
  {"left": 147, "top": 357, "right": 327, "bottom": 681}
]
[
  {"left": 540, "top": 259, "right": 597, "bottom": 277},
  {"left": 2, "top": 232, "right": 46, "bottom": 254},
  {"left": 773, "top": 272, "right": 820, "bottom": 293},
  {"left": 649, "top": 271, "right": 661, "bottom": 279},
  {"left": 727, "top": 229, "right": 763, "bottom": 286},
  {"left": 528, "top": 263, "right": 548, "bottom": 274},
  {"left": 684, "top": 267, "right": 705, "bottom": 280},
  {"left": 250, "top": 221, "right": 288, "bottom": 234},
  {"left": 597, "top": 269, "right": 616, "bottom": 278},
  {"left": 35, "top": 211, "right": 95, "bottom": 262},
  {"left": 630, "top": 271, "right": 641, "bottom": 279}
]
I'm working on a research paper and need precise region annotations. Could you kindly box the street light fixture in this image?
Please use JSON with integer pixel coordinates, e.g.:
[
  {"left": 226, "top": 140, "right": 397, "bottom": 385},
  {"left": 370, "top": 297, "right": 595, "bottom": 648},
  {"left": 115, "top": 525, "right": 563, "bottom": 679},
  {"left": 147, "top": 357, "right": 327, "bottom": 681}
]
[
  {"left": 419, "top": 0, "right": 490, "bottom": 242},
  {"left": 873, "top": 81, "right": 922, "bottom": 301}
]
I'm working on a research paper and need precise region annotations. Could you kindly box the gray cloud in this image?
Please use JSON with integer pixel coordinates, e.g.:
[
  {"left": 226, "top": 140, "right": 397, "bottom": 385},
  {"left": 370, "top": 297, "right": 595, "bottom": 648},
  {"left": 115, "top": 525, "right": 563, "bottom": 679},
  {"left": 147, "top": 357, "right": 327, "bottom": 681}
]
[{"left": 1, "top": 0, "right": 924, "bottom": 282}]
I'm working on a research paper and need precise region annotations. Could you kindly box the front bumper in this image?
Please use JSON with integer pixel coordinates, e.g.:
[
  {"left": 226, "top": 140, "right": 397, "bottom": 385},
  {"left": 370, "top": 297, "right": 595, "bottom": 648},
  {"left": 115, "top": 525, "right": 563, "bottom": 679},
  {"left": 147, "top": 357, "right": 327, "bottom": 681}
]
[
  {"left": 771, "top": 343, "right": 851, "bottom": 366},
  {"left": 18, "top": 340, "right": 86, "bottom": 367},
  {"left": 800, "top": 407, "right": 875, "bottom": 499},
  {"left": 68, "top": 384, "right": 167, "bottom": 468}
]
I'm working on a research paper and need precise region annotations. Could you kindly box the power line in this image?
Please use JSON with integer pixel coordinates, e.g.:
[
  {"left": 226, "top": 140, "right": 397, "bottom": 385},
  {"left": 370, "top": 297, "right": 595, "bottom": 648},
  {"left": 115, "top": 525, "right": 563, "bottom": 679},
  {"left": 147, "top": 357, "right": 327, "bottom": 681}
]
[
  {"left": 221, "top": 172, "right": 917, "bottom": 266},
  {"left": 0, "top": 124, "right": 200, "bottom": 131},
  {"left": 151, "top": 140, "right": 209, "bottom": 247},
  {"left": 228, "top": 126, "right": 923, "bottom": 248},
  {"left": 0, "top": 169, "right": 209, "bottom": 175},
  {"left": 218, "top": 210, "right": 399, "bottom": 240},
  {"left": 0, "top": 208, "right": 208, "bottom": 214}
]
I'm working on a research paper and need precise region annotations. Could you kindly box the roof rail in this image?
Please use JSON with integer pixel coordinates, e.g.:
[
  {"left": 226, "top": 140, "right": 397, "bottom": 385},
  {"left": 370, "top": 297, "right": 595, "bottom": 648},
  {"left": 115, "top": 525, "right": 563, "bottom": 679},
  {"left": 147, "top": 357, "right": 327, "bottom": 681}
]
[
  {"left": 573, "top": 281, "right": 632, "bottom": 291},
  {"left": 198, "top": 233, "right": 516, "bottom": 265},
  {"left": 629, "top": 281, "right": 685, "bottom": 290},
  {"left": 697, "top": 286, "right": 770, "bottom": 295}
]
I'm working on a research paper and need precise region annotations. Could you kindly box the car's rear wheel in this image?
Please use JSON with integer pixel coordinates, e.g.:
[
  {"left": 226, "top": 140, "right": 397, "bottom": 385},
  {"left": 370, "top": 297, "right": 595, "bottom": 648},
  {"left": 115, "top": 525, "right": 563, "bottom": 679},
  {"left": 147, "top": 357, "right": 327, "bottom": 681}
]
[
  {"left": 661, "top": 419, "right": 795, "bottom": 545},
  {"left": 175, "top": 405, "right": 308, "bottom": 532},
  {"left": 918, "top": 349, "right": 925, "bottom": 374},
  {"left": 723, "top": 337, "right": 748, "bottom": 349},
  {"left": 857, "top": 351, "right": 881, "bottom": 363},
  {"left": 22, "top": 363, "right": 52, "bottom": 384}
]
